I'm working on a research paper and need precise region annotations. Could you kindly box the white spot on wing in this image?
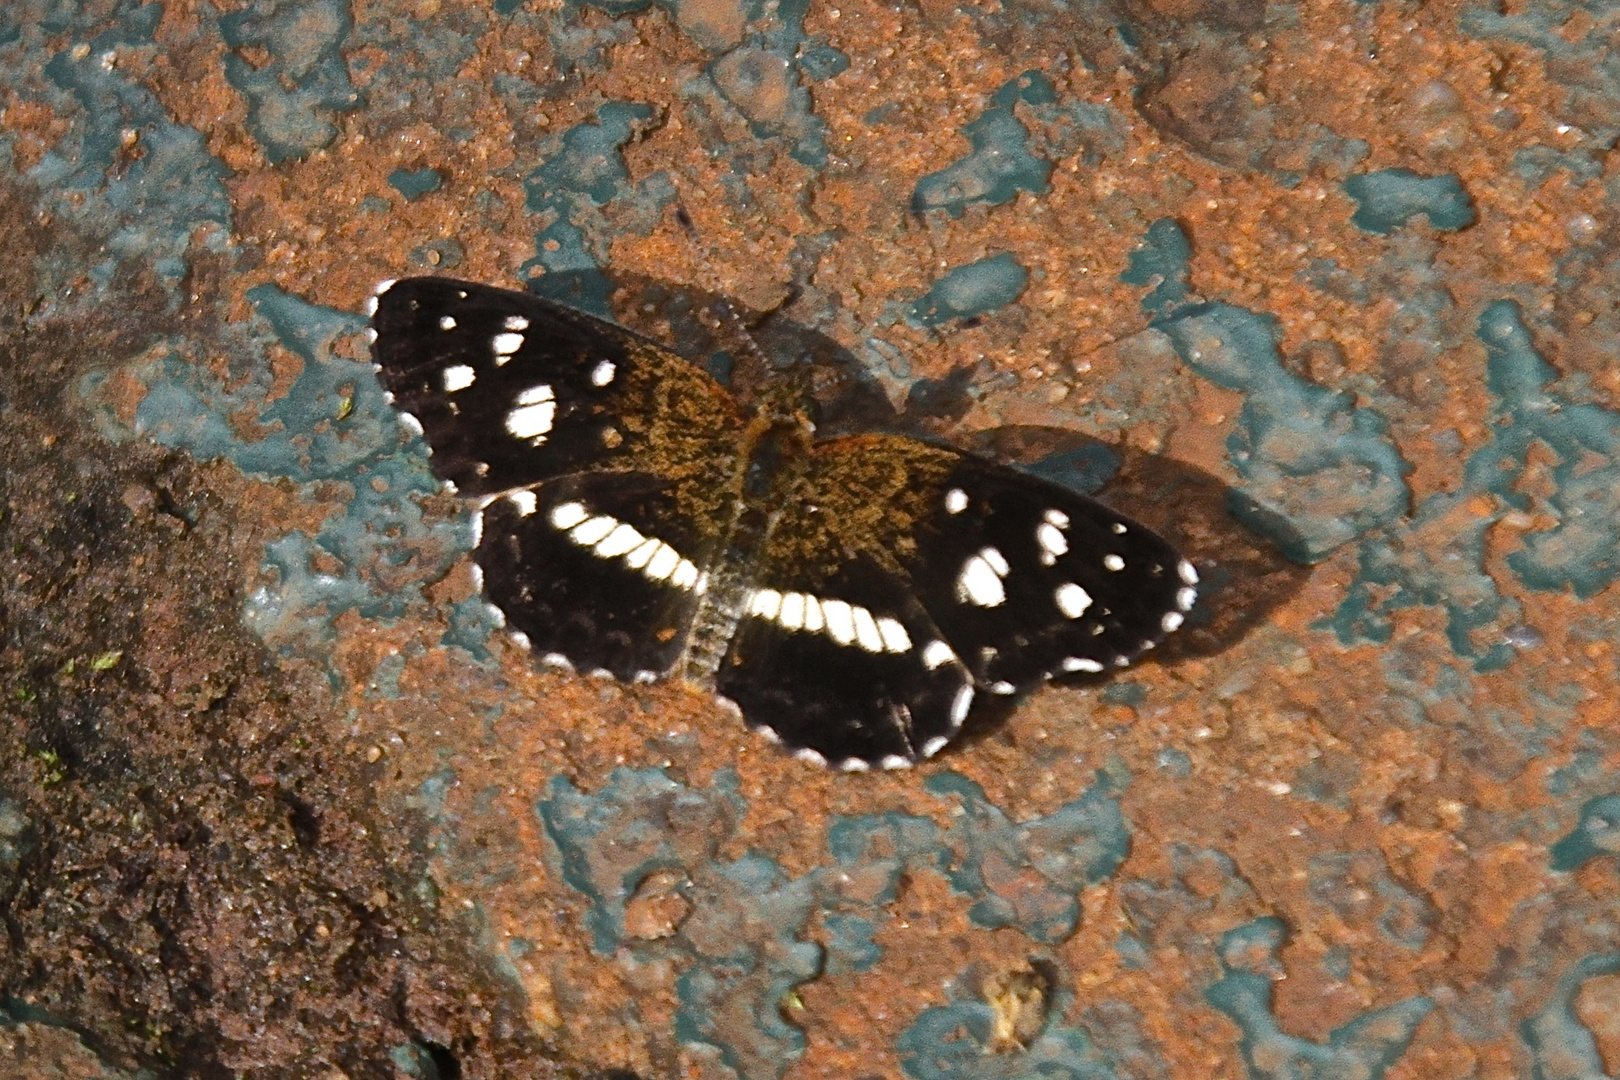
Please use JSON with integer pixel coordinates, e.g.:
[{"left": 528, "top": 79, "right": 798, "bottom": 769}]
[
  {"left": 438, "top": 315, "right": 457, "bottom": 331},
  {"left": 1112, "top": 522, "right": 1127, "bottom": 534},
  {"left": 594, "top": 523, "right": 644, "bottom": 557},
  {"left": 840, "top": 757, "right": 871, "bottom": 773},
  {"left": 1103, "top": 554, "right": 1126, "bottom": 571},
  {"left": 922, "top": 735, "right": 949, "bottom": 758},
  {"left": 1055, "top": 582, "right": 1092, "bottom": 619},
  {"left": 507, "top": 491, "right": 538, "bottom": 516},
  {"left": 794, "top": 747, "right": 828, "bottom": 767},
  {"left": 591, "top": 359, "right": 616, "bottom": 386},
  {"left": 1044, "top": 508, "right": 1069, "bottom": 529},
  {"left": 957, "top": 551, "right": 1007, "bottom": 607},
  {"left": 780, "top": 591, "right": 806, "bottom": 631},
  {"left": 1062, "top": 657, "right": 1104, "bottom": 673},
  {"left": 1179, "top": 559, "right": 1199, "bottom": 585},
  {"left": 492, "top": 331, "right": 523, "bottom": 355},
  {"left": 880, "top": 754, "right": 912, "bottom": 770},
  {"left": 506, "top": 402, "right": 555, "bottom": 440},
  {"left": 851, "top": 606, "right": 884, "bottom": 653},
  {"left": 1177, "top": 587, "right": 1197, "bottom": 611},
  {"left": 802, "top": 594, "right": 825, "bottom": 632},
  {"left": 822, "top": 599, "right": 856, "bottom": 645},
  {"left": 625, "top": 537, "right": 659, "bottom": 570},
  {"left": 503, "top": 315, "right": 529, "bottom": 331},
  {"left": 569, "top": 515, "right": 616, "bottom": 546},
  {"left": 876, "top": 617, "right": 911, "bottom": 653},
  {"left": 671, "top": 559, "right": 700, "bottom": 590},
  {"left": 982, "top": 546, "right": 1010, "bottom": 576},
  {"left": 550, "top": 501, "right": 588, "bottom": 530},
  {"left": 922, "top": 640, "right": 955, "bottom": 670},
  {"left": 1162, "top": 611, "right": 1184, "bottom": 633},
  {"left": 1037, "top": 521, "right": 1068, "bottom": 564},
  {"left": 399, "top": 412, "right": 424, "bottom": 437},
  {"left": 749, "top": 588, "right": 783, "bottom": 620},
  {"left": 944, "top": 488, "right": 968, "bottom": 514},
  {"left": 516, "top": 384, "right": 554, "bottom": 405},
  {"left": 645, "top": 544, "right": 679, "bottom": 581},
  {"left": 442, "top": 364, "right": 476, "bottom": 392},
  {"left": 949, "top": 685, "right": 974, "bottom": 725}
]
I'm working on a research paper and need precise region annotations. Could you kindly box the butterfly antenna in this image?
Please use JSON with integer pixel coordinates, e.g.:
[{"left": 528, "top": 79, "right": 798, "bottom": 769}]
[{"left": 698, "top": 295, "right": 795, "bottom": 416}]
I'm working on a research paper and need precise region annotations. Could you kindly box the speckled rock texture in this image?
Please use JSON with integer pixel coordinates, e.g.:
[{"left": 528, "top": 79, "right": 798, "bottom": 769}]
[{"left": 1, "top": 0, "right": 1617, "bottom": 1078}]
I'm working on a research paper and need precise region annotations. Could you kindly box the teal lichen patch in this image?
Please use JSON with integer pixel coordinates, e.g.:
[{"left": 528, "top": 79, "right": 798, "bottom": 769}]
[
  {"left": 1122, "top": 219, "right": 1411, "bottom": 563},
  {"left": 1521, "top": 953, "right": 1620, "bottom": 1080},
  {"left": 1343, "top": 169, "right": 1476, "bottom": 234},
  {"left": 796, "top": 43, "right": 849, "bottom": 82},
  {"left": 8, "top": 5, "right": 231, "bottom": 295},
  {"left": 1155, "top": 301, "right": 1412, "bottom": 564},
  {"left": 1120, "top": 218, "right": 1193, "bottom": 319},
  {"left": 1549, "top": 795, "right": 1620, "bottom": 872},
  {"left": 1206, "top": 918, "right": 1434, "bottom": 1080},
  {"left": 577, "top": 0, "right": 762, "bottom": 52},
  {"left": 220, "top": 0, "right": 362, "bottom": 165},
  {"left": 926, "top": 771, "right": 1130, "bottom": 943},
  {"left": 699, "top": 0, "right": 830, "bottom": 167},
  {"left": 388, "top": 167, "right": 444, "bottom": 201},
  {"left": 896, "top": 972, "right": 1120, "bottom": 1080},
  {"left": 1481, "top": 302, "right": 1620, "bottom": 597},
  {"left": 707, "top": 41, "right": 827, "bottom": 168},
  {"left": 521, "top": 102, "right": 674, "bottom": 316},
  {"left": 537, "top": 767, "right": 747, "bottom": 955},
  {"left": 133, "top": 286, "right": 467, "bottom": 653},
  {"left": 912, "top": 71, "right": 1056, "bottom": 218},
  {"left": 1512, "top": 144, "right": 1607, "bottom": 187},
  {"left": 1460, "top": 1, "right": 1620, "bottom": 188},
  {"left": 539, "top": 769, "right": 817, "bottom": 1076},
  {"left": 908, "top": 253, "right": 1030, "bottom": 328},
  {"left": 538, "top": 767, "right": 1134, "bottom": 1074},
  {"left": 1329, "top": 301, "right": 1620, "bottom": 667},
  {"left": 674, "top": 855, "right": 824, "bottom": 1080}
]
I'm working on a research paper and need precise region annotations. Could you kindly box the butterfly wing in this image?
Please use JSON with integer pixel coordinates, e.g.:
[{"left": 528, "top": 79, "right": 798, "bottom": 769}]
[
  {"left": 371, "top": 277, "right": 743, "bottom": 679},
  {"left": 718, "top": 435, "right": 1196, "bottom": 766},
  {"left": 901, "top": 451, "right": 1197, "bottom": 690},
  {"left": 370, "top": 277, "right": 741, "bottom": 497}
]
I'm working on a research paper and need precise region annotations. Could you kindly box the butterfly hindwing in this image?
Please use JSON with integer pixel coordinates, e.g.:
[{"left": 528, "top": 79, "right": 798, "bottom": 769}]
[
  {"left": 718, "top": 556, "right": 976, "bottom": 769},
  {"left": 371, "top": 277, "right": 741, "bottom": 496},
  {"left": 477, "top": 473, "right": 725, "bottom": 681}
]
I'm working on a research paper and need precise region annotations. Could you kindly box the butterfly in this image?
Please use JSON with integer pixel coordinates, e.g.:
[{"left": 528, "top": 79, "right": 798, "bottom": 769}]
[{"left": 368, "top": 277, "right": 1197, "bottom": 770}]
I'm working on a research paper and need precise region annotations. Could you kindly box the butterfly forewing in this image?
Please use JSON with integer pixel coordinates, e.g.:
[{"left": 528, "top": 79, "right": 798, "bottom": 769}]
[
  {"left": 371, "top": 277, "right": 742, "bottom": 497},
  {"left": 902, "top": 456, "right": 1197, "bottom": 690}
]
